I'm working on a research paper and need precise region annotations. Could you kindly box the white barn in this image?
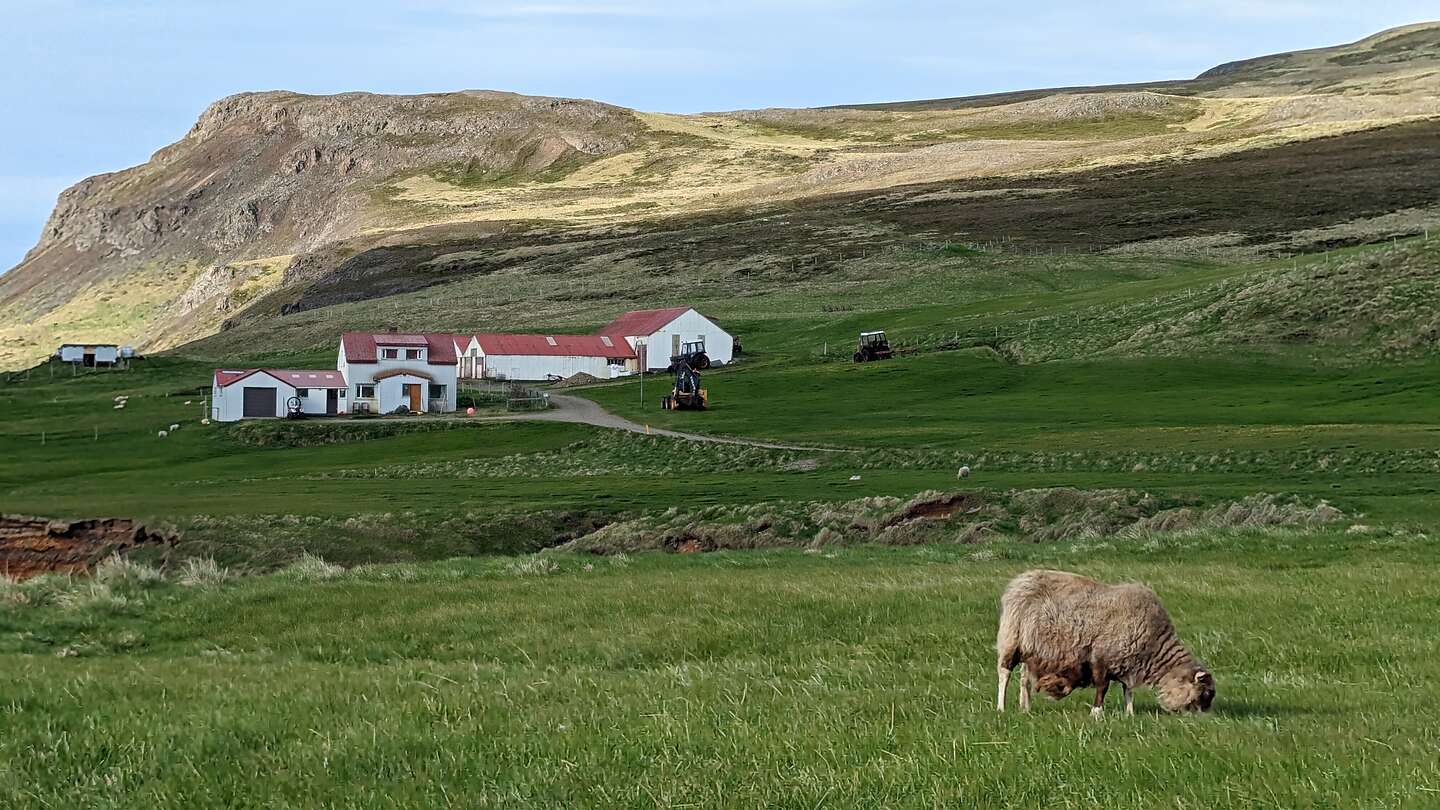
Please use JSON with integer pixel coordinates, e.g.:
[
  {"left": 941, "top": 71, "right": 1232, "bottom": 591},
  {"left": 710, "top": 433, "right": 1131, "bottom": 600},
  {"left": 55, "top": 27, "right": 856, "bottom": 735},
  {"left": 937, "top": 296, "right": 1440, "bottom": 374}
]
[
  {"left": 338, "top": 330, "right": 459, "bottom": 414},
  {"left": 457, "top": 334, "right": 636, "bottom": 381},
  {"left": 57, "top": 343, "right": 119, "bottom": 367},
  {"left": 211, "top": 369, "right": 348, "bottom": 422},
  {"left": 600, "top": 307, "right": 734, "bottom": 372}
]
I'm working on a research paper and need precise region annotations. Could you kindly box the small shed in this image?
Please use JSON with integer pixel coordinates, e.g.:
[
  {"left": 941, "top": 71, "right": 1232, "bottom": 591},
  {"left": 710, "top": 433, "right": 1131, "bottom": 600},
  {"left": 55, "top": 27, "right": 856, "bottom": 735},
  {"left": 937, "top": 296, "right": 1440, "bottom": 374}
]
[
  {"left": 57, "top": 343, "right": 120, "bottom": 367},
  {"left": 211, "top": 369, "right": 349, "bottom": 422}
]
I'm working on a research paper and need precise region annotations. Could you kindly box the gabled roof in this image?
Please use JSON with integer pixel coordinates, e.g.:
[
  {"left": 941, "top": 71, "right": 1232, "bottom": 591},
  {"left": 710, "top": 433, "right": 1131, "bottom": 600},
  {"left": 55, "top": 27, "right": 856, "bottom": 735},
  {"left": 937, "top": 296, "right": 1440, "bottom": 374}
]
[
  {"left": 474, "top": 333, "right": 637, "bottom": 359},
  {"left": 340, "top": 331, "right": 457, "bottom": 365},
  {"left": 599, "top": 307, "right": 693, "bottom": 338},
  {"left": 213, "top": 369, "right": 347, "bottom": 389}
]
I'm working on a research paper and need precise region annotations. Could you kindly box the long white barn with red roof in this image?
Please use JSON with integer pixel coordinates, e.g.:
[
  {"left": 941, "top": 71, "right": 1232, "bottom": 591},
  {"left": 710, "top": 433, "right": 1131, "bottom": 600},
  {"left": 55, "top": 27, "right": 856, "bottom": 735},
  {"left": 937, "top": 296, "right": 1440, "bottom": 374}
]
[
  {"left": 455, "top": 333, "right": 636, "bottom": 381},
  {"left": 338, "top": 329, "right": 459, "bottom": 415}
]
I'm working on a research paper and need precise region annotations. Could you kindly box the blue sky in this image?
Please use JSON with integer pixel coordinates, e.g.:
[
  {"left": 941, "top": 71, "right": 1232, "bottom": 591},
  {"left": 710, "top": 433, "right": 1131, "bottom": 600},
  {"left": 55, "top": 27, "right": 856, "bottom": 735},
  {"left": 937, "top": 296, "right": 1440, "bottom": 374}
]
[{"left": 0, "top": 1, "right": 1434, "bottom": 273}]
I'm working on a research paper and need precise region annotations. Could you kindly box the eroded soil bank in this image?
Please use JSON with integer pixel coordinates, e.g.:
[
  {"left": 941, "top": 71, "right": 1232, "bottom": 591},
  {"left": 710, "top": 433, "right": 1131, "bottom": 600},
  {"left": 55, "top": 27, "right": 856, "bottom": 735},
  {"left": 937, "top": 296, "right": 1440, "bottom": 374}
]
[{"left": 0, "top": 515, "right": 173, "bottom": 580}]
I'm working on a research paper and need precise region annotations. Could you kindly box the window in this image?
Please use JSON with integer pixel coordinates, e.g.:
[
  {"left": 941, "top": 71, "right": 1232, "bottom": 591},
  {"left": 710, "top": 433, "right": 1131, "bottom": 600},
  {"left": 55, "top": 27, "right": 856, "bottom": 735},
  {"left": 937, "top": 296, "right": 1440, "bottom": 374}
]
[
  {"left": 405, "top": 349, "right": 421, "bottom": 360},
  {"left": 382, "top": 348, "right": 399, "bottom": 360},
  {"left": 429, "top": 384, "right": 446, "bottom": 399},
  {"left": 338, "top": 388, "right": 346, "bottom": 398},
  {"left": 295, "top": 388, "right": 309, "bottom": 397},
  {"left": 356, "top": 384, "right": 376, "bottom": 398}
]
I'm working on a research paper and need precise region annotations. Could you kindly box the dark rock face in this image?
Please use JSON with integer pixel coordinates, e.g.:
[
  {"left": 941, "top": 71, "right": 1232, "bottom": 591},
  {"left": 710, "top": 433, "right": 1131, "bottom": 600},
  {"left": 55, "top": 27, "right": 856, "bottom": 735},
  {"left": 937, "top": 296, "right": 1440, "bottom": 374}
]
[{"left": 0, "top": 514, "right": 174, "bottom": 580}]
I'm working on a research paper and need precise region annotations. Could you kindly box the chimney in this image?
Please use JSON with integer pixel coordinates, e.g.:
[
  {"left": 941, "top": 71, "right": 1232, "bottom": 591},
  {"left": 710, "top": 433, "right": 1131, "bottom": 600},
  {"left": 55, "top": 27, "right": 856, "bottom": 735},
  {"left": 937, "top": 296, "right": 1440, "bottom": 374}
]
[{"left": 387, "top": 326, "right": 399, "bottom": 333}]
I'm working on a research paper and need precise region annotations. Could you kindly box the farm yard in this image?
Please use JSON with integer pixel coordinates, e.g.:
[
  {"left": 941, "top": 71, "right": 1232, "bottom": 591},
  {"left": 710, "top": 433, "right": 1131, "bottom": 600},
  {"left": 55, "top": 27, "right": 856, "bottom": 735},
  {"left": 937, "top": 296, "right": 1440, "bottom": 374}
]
[{"left": 2, "top": 233, "right": 1440, "bottom": 805}]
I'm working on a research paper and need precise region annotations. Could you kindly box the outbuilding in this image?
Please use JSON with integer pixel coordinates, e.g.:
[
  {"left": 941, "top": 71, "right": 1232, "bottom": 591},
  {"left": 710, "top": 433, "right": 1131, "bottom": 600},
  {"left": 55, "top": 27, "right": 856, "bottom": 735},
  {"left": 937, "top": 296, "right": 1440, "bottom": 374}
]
[
  {"left": 211, "top": 369, "right": 349, "bottom": 422},
  {"left": 600, "top": 307, "right": 734, "bottom": 372},
  {"left": 459, "top": 333, "right": 636, "bottom": 381},
  {"left": 57, "top": 343, "right": 119, "bottom": 367},
  {"left": 338, "top": 330, "right": 459, "bottom": 414}
]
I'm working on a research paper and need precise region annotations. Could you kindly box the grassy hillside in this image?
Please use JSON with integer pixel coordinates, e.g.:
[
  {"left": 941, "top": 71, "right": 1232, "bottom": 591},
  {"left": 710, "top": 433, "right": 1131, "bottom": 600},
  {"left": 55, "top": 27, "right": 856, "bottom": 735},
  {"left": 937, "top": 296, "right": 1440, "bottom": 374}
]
[
  {"left": 4, "top": 23, "right": 1438, "bottom": 371},
  {"left": 3, "top": 239, "right": 1439, "bottom": 572}
]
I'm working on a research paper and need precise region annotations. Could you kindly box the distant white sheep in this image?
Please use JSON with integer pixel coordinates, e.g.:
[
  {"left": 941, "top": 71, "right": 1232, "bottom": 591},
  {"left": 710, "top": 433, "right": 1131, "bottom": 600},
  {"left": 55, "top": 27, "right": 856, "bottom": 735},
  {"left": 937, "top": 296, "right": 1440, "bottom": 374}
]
[
  {"left": 157, "top": 430, "right": 168, "bottom": 438},
  {"left": 169, "top": 423, "right": 180, "bottom": 432},
  {"left": 957, "top": 465, "right": 971, "bottom": 479},
  {"left": 200, "top": 418, "right": 211, "bottom": 425}
]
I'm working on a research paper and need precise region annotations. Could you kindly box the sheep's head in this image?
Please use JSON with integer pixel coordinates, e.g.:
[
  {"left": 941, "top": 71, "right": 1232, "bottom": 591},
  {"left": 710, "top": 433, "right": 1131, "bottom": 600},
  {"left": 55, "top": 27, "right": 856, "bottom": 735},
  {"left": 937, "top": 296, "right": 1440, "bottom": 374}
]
[{"left": 1157, "top": 666, "right": 1215, "bottom": 713}]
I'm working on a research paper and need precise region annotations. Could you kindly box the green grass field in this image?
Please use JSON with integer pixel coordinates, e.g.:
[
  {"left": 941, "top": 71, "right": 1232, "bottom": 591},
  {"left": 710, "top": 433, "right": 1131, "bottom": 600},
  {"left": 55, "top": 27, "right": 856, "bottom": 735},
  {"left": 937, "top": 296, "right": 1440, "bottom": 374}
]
[
  {"left": 2, "top": 238, "right": 1439, "bottom": 805},
  {"left": 4, "top": 533, "right": 1439, "bottom": 807}
]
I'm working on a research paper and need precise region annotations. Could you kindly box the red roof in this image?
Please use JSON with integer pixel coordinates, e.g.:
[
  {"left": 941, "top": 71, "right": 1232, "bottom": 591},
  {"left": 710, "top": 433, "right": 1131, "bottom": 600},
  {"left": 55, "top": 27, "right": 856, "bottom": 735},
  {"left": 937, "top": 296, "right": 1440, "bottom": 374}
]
[
  {"left": 600, "top": 307, "right": 692, "bottom": 338},
  {"left": 340, "top": 331, "right": 458, "bottom": 365},
  {"left": 474, "top": 333, "right": 636, "bottom": 358},
  {"left": 213, "top": 369, "right": 347, "bottom": 388}
]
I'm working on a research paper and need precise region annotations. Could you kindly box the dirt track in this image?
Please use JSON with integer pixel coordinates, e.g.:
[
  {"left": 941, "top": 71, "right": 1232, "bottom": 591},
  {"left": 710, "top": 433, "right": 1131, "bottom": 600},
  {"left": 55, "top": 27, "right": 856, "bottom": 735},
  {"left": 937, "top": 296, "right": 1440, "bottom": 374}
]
[{"left": 495, "top": 394, "right": 847, "bottom": 452}]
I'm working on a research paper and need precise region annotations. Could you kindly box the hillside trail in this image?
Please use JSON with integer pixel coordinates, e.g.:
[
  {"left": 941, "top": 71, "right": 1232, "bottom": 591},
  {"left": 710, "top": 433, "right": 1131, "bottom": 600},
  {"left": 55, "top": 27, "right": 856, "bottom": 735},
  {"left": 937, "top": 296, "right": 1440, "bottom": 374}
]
[{"left": 485, "top": 394, "right": 852, "bottom": 453}]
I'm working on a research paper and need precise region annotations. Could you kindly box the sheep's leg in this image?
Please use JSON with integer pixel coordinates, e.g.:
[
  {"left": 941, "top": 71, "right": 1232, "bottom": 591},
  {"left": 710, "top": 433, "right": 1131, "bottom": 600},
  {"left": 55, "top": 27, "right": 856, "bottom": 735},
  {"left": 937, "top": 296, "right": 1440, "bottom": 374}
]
[
  {"left": 1019, "top": 666, "right": 1033, "bottom": 713},
  {"left": 1123, "top": 683, "right": 1134, "bottom": 717},
  {"left": 996, "top": 646, "right": 1020, "bottom": 713},
  {"left": 1089, "top": 665, "right": 1110, "bottom": 719}
]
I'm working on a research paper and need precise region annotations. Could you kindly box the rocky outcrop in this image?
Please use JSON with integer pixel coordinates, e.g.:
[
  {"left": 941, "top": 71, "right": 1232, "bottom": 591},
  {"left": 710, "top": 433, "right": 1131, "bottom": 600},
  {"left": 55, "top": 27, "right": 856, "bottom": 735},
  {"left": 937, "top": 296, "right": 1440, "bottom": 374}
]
[
  {"left": 0, "top": 514, "right": 174, "bottom": 580},
  {"left": 0, "top": 90, "right": 645, "bottom": 326}
]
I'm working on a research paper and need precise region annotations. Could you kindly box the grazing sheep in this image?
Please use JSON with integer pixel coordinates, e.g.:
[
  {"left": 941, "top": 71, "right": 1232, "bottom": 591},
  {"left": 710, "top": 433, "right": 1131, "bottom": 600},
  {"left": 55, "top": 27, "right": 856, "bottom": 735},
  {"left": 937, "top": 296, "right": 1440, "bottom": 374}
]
[
  {"left": 169, "top": 423, "right": 180, "bottom": 432},
  {"left": 957, "top": 465, "right": 971, "bottom": 479},
  {"left": 157, "top": 430, "right": 168, "bottom": 438},
  {"left": 996, "top": 569, "right": 1214, "bottom": 716}
]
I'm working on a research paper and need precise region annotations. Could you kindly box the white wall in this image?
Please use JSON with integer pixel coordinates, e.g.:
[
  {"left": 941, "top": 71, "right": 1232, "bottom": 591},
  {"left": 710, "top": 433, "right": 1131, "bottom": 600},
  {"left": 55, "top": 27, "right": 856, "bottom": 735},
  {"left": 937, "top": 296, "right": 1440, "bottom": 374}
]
[
  {"left": 58, "top": 345, "right": 119, "bottom": 364},
  {"left": 636, "top": 310, "right": 734, "bottom": 371},
  {"left": 340, "top": 341, "right": 458, "bottom": 413},
  {"left": 480, "top": 353, "right": 620, "bottom": 381},
  {"left": 211, "top": 374, "right": 296, "bottom": 422}
]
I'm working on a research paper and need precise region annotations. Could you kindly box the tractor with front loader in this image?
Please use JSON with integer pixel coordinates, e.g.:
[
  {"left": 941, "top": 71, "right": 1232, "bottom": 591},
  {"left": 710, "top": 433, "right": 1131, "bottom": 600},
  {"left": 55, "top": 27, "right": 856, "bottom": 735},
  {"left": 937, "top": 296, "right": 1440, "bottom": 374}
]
[{"left": 661, "top": 361, "right": 708, "bottom": 410}]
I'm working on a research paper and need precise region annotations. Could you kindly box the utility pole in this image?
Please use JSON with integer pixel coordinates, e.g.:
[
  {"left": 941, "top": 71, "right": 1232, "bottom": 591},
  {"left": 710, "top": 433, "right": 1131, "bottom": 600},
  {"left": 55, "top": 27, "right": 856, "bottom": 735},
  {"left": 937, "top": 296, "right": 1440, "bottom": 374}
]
[{"left": 637, "top": 339, "right": 646, "bottom": 407}]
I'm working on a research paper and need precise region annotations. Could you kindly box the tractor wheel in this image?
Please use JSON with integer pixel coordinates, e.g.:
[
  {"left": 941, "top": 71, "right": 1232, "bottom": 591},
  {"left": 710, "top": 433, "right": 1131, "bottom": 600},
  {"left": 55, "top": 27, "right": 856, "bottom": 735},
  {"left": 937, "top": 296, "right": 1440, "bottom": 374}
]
[
  {"left": 694, "top": 355, "right": 711, "bottom": 370},
  {"left": 853, "top": 351, "right": 866, "bottom": 363}
]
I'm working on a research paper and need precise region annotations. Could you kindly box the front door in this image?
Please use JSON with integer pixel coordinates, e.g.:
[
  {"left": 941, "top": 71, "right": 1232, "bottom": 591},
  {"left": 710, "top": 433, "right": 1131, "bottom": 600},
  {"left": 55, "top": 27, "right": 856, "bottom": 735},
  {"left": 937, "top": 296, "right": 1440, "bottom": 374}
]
[
  {"left": 326, "top": 389, "right": 338, "bottom": 416},
  {"left": 407, "top": 384, "right": 421, "bottom": 412}
]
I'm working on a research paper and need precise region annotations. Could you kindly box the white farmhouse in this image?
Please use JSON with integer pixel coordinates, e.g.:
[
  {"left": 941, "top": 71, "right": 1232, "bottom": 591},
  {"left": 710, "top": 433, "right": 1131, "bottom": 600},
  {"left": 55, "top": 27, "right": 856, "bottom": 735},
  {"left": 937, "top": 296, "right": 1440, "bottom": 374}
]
[
  {"left": 211, "top": 369, "right": 349, "bottom": 421},
  {"left": 456, "top": 333, "right": 636, "bottom": 381},
  {"left": 338, "top": 330, "right": 459, "bottom": 414},
  {"left": 600, "top": 307, "right": 734, "bottom": 372},
  {"left": 57, "top": 343, "right": 119, "bottom": 367}
]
